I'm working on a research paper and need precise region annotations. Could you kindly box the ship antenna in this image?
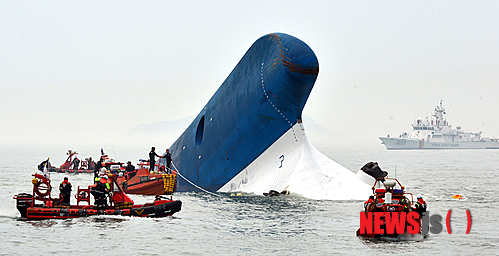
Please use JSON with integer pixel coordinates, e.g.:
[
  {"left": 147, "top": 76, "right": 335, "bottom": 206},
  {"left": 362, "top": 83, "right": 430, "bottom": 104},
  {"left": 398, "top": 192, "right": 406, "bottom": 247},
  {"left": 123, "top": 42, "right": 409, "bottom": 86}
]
[
  {"left": 448, "top": 95, "right": 455, "bottom": 120},
  {"left": 112, "top": 145, "right": 118, "bottom": 161}
]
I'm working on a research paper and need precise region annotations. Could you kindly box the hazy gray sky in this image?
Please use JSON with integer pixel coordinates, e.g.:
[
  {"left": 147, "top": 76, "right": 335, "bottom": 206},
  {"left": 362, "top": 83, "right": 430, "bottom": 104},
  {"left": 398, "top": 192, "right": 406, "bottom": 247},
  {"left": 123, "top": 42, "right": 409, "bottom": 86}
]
[{"left": 1, "top": 1, "right": 498, "bottom": 147}]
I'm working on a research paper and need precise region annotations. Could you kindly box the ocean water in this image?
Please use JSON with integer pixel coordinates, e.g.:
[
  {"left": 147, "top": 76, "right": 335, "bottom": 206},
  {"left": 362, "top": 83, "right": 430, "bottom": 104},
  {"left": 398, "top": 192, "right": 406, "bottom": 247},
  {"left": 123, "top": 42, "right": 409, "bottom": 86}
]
[{"left": 0, "top": 143, "right": 498, "bottom": 255}]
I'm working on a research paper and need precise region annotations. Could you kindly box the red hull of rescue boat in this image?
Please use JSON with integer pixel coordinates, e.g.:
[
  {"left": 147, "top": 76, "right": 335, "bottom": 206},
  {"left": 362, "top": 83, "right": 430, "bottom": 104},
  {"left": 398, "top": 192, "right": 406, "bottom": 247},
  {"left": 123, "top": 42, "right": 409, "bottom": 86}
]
[
  {"left": 356, "top": 176, "right": 425, "bottom": 241},
  {"left": 18, "top": 200, "right": 181, "bottom": 220},
  {"left": 116, "top": 168, "right": 177, "bottom": 196},
  {"left": 51, "top": 167, "right": 93, "bottom": 174},
  {"left": 120, "top": 177, "right": 166, "bottom": 195}
]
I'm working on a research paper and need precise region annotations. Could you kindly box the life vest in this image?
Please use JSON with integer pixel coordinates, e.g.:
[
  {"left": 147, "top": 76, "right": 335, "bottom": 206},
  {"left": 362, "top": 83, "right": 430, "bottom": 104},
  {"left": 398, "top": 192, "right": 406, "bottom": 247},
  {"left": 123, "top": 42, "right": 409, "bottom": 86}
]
[
  {"left": 100, "top": 178, "right": 111, "bottom": 190},
  {"left": 364, "top": 199, "right": 373, "bottom": 208},
  {"left": 415, "top": 199, "right": 427, "bottom": 211},
  {"left": 59, "top": 180, "right": 72, "bottom": 194},
  {"left": 91, "top": 181, "right": 107, "bottom": 197},
  {"left": 376, "top": 198, "right": 385, "bottom": 208}
]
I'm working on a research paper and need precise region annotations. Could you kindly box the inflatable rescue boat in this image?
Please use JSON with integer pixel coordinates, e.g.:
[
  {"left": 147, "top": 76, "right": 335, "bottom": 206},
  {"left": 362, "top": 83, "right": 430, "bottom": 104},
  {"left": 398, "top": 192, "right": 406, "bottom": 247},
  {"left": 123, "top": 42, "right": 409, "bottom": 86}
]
[
  {"left": 356, "top": 163, "right": 426, "bottom": 241},
  {"left": 13, "top": 173, "right": 182, "bottom": 220}
]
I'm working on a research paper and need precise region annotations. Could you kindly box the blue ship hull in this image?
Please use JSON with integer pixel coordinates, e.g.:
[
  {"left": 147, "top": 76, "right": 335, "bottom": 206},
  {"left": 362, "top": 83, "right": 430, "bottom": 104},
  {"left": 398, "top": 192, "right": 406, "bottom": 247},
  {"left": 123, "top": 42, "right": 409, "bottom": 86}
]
[
  {"left": 164, "top": 33, "right": 373, "bottom": 199},
  {"left": 167, "top": 33, "right": 318, "bottom": 192}
]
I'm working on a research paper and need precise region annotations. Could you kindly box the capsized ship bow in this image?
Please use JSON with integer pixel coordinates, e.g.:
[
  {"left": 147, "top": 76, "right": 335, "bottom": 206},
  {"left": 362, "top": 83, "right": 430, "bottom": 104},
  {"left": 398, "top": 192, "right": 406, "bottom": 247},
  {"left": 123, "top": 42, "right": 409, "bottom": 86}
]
[{"left": 165, "top": 33, "right": 376, "bottom": 200}]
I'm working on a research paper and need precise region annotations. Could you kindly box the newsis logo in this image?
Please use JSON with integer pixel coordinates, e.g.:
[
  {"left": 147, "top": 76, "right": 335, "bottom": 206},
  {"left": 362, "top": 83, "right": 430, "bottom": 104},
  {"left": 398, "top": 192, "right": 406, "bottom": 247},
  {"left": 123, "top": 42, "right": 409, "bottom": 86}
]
[{"left": 359, "top": 210, "right": 472, "bottom": 235}]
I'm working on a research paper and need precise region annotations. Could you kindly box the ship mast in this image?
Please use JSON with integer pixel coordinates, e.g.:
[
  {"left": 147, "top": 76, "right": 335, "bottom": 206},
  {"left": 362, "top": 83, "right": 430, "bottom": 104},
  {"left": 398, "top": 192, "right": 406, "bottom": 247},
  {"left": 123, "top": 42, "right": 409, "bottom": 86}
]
[{"left": 433, "top": 100, "right": 446, "bottom": 127}]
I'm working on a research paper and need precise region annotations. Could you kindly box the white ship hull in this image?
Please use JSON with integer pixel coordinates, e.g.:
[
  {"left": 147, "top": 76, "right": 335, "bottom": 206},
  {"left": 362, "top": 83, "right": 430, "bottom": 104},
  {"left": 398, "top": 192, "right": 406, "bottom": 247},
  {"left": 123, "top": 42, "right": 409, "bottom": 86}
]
[
  {"left": 381, "top": 100, "right": 499, "bottom": 150},
  {"left": 219, "top": 123, "right": 374, "bottom": 200},
  {"left": 380, "top": 137, "right": 499, "bottom": 150}
]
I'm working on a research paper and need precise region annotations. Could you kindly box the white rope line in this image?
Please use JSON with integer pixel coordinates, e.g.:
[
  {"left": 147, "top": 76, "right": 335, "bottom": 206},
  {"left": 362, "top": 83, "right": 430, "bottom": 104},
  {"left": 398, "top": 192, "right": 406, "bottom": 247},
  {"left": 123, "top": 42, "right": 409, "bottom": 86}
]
[
  {"left": 261, "top": 62, "right": 297, "bottom": 141},
  {"left": 172, "top": 162, "right": 221, "bottom": 197}
]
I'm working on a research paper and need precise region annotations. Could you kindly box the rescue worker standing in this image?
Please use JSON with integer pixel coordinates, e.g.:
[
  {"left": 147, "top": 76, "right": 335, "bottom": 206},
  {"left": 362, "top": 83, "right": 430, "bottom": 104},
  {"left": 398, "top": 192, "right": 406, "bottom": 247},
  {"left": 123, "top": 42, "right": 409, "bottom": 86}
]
[
  {"left": 91, "top": 175, "right": 110, "bottom": 209},
  {"left": 59, "top": 177, "right": 72, "bottom": 206},
  {"left": 413, "top": 194, "right": 427, "bottom": 217},
  {"left": 164, "top": 149, "right": 172, "bottom": 174},
  {"left": 149, "top": 147, "right": 162, "bottom": 172},
  {"left": 94, "top": 157, "right": 104, "bottom": 178},
  {"left": 95, "top": 167, "right": 107, "bottom": 183},
  {"left": 71, "top": 158, "right": 80, "bottom": 170},
  {"left": 87, "top": 157, "right": 95, "bottom": 170}
]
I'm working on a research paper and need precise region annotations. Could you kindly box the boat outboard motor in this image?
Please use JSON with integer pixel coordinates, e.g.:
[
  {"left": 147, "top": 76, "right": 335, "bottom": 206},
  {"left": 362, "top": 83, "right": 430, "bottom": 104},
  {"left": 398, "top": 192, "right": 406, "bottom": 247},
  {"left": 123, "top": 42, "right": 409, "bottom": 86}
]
[
  {"left": 360, "top": 162, "right": 388, "bottom": 181},
  {"left": 15, "top": 193, "right": 33, "bottom": 218}
]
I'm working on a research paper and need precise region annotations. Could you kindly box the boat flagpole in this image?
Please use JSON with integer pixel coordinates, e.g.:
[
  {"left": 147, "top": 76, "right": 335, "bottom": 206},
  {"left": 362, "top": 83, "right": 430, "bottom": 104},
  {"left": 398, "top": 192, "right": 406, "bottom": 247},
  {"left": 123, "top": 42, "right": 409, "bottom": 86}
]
[{"left": 43, "top": 157, "right": 50, "bottom": 179}]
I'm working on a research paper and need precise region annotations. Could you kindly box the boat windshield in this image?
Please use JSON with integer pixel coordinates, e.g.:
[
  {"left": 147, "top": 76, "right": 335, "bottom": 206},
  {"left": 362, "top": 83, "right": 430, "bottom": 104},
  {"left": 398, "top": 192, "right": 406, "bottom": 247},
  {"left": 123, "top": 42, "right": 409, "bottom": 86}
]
[{"left": 113, "top": 179, "right": 121, "bottom": 192}]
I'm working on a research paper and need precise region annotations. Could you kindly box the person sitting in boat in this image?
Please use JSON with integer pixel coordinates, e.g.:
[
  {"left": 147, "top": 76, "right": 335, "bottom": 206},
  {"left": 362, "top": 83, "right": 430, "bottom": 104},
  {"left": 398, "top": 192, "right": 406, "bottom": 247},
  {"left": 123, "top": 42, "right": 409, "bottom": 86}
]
[
  {"left": 412, "top": 194, "right": 427, "bottom": 217},
  {"left": 59, "top": 177, "right": 72, "bottom": 206},
  {"left": 91, "top": 176, "right": 110, "bottom": 209},
  {"left": 374, "top": 197, "right": 385, "bottom": 211},
  {"left": 400, "top": 197, "right": 411, "bottom": 212},
  {"left": 125, "top": 161, "right": 136, "bottom": 179},
  {"left": 364, "top": 195, "right": 374, "bottom": 212}
]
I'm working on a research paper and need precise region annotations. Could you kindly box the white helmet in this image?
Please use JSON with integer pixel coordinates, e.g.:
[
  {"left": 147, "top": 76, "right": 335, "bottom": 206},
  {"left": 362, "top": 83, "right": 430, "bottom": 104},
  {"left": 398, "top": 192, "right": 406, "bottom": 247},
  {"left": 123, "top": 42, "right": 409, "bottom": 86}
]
[{"left": 417, "top": 194, "right": 422, "bottom": 199}]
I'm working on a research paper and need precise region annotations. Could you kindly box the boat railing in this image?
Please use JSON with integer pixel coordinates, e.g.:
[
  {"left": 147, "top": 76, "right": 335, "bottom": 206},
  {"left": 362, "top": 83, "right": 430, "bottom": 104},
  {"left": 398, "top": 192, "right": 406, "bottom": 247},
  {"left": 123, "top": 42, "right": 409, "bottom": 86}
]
[
  {"left": 137, "top": 160, "right": 177, "bottom": 175},
  {"left": 76, "top": 186, "right": 91, "bottom": 206}
]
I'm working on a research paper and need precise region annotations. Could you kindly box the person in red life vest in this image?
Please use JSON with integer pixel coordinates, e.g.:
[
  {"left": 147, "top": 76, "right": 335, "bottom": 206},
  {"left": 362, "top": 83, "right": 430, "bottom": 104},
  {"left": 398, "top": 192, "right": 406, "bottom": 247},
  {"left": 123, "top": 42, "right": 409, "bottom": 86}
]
[
  {"left": 87, "top": 157, "right": 95, "bottom": 171},
  {"left": 412, "top": 194, "right": 427, "bottom": 217},
  {"left": 364, "top": 195, "right": 374, "bottom": 212},
  {"left": 374, "top": 196, "right": 385, "bottom": 212},
  {"left": 59, "top": 177, "right": 72, "bottom": 206},
  {"left": 90, "top": 176, "right": 110, "bottom": 209}
]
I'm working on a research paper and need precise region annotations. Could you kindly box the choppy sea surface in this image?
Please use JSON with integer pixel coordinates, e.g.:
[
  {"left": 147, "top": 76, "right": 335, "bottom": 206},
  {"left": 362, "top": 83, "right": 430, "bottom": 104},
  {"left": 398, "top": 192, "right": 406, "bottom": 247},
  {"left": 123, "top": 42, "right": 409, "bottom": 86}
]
[{"left": 1, "top": 143, "right": 498, "bottom": 255}]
